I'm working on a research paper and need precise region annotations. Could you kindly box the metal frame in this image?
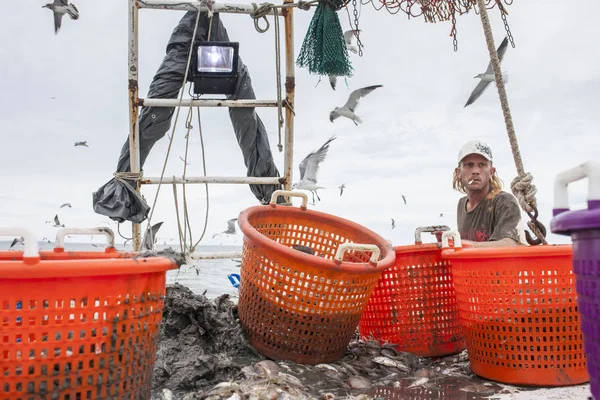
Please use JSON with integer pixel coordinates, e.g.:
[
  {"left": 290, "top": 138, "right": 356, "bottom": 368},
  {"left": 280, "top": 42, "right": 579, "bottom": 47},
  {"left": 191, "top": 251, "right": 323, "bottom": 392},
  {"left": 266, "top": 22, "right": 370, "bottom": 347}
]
[{"left": 127, "top": 0, "right": 295, "bottom": 253}]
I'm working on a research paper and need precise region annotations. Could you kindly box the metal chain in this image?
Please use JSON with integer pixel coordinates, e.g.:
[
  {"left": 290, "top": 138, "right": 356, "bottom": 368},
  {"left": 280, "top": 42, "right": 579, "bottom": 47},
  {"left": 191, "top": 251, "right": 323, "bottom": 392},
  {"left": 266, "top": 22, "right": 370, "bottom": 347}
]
[
  {"left": 451, "top": 4, "right": 458, "bottom": 52},
  {"left": 352, "top": 0, "right": 364, "bottom": 56},
  {"left": 498, "top": 2, "right": 515, "bottom": 48}
]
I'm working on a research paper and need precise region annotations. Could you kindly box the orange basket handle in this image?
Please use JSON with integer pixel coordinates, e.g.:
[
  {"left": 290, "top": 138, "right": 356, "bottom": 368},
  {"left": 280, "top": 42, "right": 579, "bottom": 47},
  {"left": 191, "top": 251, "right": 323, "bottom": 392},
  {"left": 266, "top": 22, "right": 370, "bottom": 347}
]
[
  {"left": 269, "top": 190, "right": 309, "bottom": 210},
  {"left": 414, "top": 225, "right": 451, "bottom": 244},
  {"left": 441, "top": 230, "right": 462, "bottom": 249},
  {"left": 54, "top": 227, "right": 116, "bottom": 252},
  {"left": 334, "top": 243, "right": 381, "bottom": 266},
  {"left": 0, "top": 227, "right": 40, "bottom": 264}
]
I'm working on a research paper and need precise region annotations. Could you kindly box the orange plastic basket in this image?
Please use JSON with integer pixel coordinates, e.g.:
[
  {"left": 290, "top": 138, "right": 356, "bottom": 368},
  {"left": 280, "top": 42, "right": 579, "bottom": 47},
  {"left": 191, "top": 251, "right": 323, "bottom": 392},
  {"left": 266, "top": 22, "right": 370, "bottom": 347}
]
[
  {"left": 0, "top": 228, "right": 177, "bottom": 400},
  {"left": 442, "top": 240, "right": 589, "bottom": 386},
  {"left": 237, "top": 191, "right": 396, "bottom": 365},
  {"left": 358, "top": 226, "right": 466, "bottom": 357}
]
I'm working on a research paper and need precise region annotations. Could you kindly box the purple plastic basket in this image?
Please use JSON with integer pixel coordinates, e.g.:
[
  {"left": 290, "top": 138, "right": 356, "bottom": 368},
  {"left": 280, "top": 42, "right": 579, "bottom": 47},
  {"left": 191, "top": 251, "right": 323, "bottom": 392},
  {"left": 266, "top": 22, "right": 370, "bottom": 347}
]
[{"left": 551, "top": 161, "right": 600, "bottom": 399}]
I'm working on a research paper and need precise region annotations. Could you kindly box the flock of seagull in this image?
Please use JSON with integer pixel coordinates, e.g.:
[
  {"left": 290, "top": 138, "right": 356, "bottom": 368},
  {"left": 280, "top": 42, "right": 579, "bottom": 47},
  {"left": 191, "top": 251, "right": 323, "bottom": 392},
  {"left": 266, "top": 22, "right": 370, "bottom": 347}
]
[
  {"left": 36, "top": 2, "right": 511, "bottom": 239},
  {"left": 291, "top": 31, "right": 510, "bottom": 231}
]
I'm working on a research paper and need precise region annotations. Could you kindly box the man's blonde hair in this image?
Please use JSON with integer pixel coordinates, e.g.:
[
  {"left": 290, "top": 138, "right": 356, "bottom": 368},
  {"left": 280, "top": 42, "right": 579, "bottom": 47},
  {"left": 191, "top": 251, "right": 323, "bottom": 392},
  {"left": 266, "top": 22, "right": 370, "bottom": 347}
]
[{"left": 453, "top": 163, "right": 503, "bottom": 198}]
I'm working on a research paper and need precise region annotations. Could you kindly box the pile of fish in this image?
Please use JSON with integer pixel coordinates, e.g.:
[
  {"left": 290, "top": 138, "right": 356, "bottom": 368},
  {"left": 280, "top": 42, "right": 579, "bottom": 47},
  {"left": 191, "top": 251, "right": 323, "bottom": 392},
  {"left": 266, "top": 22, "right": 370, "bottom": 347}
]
[{"left": 151, "top": 284, "right": 507, "bottom": 399}]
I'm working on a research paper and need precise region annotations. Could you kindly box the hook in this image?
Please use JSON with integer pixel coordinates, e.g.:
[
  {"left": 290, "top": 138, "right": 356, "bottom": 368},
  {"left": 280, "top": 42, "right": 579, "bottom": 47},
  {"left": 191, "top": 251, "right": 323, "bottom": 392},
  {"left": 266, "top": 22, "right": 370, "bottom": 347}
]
[{"left": 524, "top": 205, "right": 547, "bottom": 246}]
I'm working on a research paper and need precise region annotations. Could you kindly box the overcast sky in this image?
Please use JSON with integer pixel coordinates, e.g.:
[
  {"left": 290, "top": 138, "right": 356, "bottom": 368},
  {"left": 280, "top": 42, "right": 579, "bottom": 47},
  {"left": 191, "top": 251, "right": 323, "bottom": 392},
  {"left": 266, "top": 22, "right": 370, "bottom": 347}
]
[{"left": 0, "top": 0, "right": 598, "bottom": 247}]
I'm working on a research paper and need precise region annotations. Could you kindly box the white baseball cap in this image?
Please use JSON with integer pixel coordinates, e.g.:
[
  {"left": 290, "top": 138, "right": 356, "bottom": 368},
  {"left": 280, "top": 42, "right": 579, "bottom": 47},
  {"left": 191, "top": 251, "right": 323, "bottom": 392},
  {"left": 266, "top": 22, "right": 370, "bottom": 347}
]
[{"left": 457, "top": 140, "right": 493, "bottom": 164}]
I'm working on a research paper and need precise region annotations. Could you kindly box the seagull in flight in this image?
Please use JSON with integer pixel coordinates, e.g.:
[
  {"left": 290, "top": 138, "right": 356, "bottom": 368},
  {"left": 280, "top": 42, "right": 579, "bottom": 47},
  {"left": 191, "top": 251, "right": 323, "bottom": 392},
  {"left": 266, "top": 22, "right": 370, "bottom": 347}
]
[
  {"left": 330, "top": 85, "right": 382, "bottom": 125},
  {"left": 391, "top": 218, "right": 396, "bottom": 229},
  {"left": 328, "top": 30, "right": 361, "bottom": 90},
  {"left": 142, "top": 221, "right": 163, "bottom": 250},
  {"left": 464, "top": 37, "right": 509, "bottom": 108},
  {"left": 74, "top": 141, "right": 88, "bottom": 147},
  {"left": 53, "top": 214, "right": 65, "bottom": 227},
  {"left": 338, "top": 183, "right": 346, "bottom": 197},
  {"left": 42, "top": 0, "right": 79, "bottom": 35},
  {"left": 213, "top": 218, "right": 238, "bottom": 238},
  {"left": 60, "top": 203, "right": 72, "bottom": 208},
  {"left": 344, "top": 29, "right": 361, "bottom": 54},
  {"left": 10, "top": 237, "right": 25, "bottom": 249},
  {"left": 401, "top": 195, "right": 406, "bottom": 205},
  {"left": 292, "top": 136, "right": 336, "bottom": 204}
]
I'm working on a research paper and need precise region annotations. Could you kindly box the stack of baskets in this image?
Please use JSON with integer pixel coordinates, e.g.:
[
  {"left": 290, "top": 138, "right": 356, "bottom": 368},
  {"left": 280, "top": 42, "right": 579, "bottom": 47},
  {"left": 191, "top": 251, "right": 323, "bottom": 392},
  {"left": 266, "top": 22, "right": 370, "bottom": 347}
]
[{"left": 0, "top": 228, "right": 177, "bottom": 399}]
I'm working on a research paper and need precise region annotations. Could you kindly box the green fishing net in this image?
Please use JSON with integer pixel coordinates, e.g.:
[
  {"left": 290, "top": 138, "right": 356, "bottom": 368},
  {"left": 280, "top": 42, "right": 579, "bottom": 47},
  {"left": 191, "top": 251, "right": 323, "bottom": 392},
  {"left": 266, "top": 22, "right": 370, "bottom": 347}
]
[{"left": 296, "top": 0, "right": 353, "bottom": 77}]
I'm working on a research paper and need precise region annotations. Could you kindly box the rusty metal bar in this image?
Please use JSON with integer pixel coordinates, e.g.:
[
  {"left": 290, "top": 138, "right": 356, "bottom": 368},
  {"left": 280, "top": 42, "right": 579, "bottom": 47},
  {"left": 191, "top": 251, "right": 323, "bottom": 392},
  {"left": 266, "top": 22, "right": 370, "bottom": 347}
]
[
  {"left": 139, "top": 98, "right": 279, "bottom": 107},
  {"left": 128, "top": 0, "right": 142, "bottom": 251},
  {"left": 141, "top": 176, "right": 283, "bottom": 185},
  {"left": 137, "top": 0, "right": 276, "bottom": 15},
  {"left": 188, "top": 251, "right": 242, "bottom": 260},
  {"left": 282, "top": 1, "right": 295, "bottom": 190}
]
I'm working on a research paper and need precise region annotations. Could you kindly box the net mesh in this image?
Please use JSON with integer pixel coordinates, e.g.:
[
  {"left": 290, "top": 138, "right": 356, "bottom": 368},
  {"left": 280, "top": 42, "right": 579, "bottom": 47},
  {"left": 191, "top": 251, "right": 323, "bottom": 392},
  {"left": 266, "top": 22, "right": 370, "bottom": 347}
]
[
  {"left": 296, "top": 0, "right": 354, "bottom": 77},
  {"left": 360, "top": 0, "right": 513, "bottom": 23}
]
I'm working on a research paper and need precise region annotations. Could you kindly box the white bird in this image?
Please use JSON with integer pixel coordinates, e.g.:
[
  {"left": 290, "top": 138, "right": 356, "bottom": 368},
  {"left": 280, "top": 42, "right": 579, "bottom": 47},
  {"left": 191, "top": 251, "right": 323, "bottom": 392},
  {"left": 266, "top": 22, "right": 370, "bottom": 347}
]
[
  {"left": 292, "top": 136, "right": 336, "bottom": 204},
  {"left": 464, "top": 37, "right": 509, "bottom": 107},
  {"left": 53, "top": 214, "right": 65, "bottom": 227},
  {"left": 344, "top": 29, "right": 360, "bottom": 54},
  {"left": 42, "top": 0, "right": 79, "bottom": 35},
  {"left": 222, "top": 218, "right": 237, "bottom": 235},
  {"left": 338, "top": 183, "right": 346, "bottom": 197},
  {"left": 10, "top": 237, "right": 25, "bottom": 248},
  {"left": 142, "top": 221, "right": 163, "bottom": 250},
  {"left": 330, "top": 85, "right": 382, "bottom": 125},
  {"left": 401, "top": 195, "right": 406, "bottom": 205},
  {"left": 328, "top": 75, "right": 338, "bottom": 91},
  {"left": 391, "top": 218, "right": 395, "bottom": 229},
  {"left": 74, "top": 141, "right": 88, "bottom": 147},
  {"left": 213, "top": 218, "right": 238, "bottom": 238},
  {"left": 60, "top": 203, "right": 72, "bottom": 208},
  {"left": 327, "top": 30, "right": 361, "bottom": 90}
]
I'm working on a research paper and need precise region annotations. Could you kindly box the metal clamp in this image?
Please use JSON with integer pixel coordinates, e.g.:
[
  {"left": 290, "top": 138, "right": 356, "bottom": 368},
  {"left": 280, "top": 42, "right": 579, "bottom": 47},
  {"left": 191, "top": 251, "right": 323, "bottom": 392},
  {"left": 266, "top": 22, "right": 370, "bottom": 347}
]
[
  {"left": 554, "top": 161, "right": 600, "bottom": 213},
  {"left": 441, "top": 231, "right": 462, "bottom": 249},
  {"left": 269, "top": 190, "right": 308, "bottom": 210},
  {"left": 0, "top": 227, "right": 40, "bottom": 261},
  {"left": 414, "top": 225, "right": 450, "bottom": 244},
  {"left": 55, "top": 227, "right": 116, "bottom": 249},
  {"left": 334, "top": 243, "right": 381, "bottom": 265}
]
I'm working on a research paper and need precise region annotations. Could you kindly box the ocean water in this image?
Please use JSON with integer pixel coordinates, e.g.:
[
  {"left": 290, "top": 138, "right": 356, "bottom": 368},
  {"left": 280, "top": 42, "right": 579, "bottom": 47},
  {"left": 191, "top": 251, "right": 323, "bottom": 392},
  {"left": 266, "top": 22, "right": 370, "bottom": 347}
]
[{"left": 0, "top": 241, "right": 241, "bottom": 299}]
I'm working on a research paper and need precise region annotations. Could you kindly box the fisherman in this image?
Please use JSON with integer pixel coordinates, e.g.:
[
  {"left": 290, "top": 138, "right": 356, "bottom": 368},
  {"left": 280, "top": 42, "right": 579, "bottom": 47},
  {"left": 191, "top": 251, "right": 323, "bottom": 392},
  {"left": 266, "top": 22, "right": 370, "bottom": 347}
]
[{"left": 447, "top": 140, "right": 526, "bottom": 247}]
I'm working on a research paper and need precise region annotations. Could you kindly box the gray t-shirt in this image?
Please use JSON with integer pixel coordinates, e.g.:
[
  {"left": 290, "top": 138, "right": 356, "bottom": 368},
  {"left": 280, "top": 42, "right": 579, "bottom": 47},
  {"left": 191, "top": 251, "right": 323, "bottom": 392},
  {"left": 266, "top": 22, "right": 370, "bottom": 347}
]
[{"left": 457, "top": 191, "right": 523, "bottom": 243}]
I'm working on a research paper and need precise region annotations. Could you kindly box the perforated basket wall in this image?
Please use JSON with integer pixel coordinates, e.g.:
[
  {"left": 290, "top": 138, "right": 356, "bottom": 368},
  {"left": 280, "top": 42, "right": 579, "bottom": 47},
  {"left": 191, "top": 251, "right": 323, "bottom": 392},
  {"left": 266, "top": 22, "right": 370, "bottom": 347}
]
[
  {"left": 570, "top": 229, "right": 600, "bottom": 399},
  {"left": 358, "top": 244, "right": 465, "bottom": 357},
  {"left": 0, "top": 250, "right": 175, "bottom": 400},
  {"left": 442, "top": 245, "right": 589, "bottom": 386},
  {"left": 237, "top": 204, "right": 395, "bottom": 365}
]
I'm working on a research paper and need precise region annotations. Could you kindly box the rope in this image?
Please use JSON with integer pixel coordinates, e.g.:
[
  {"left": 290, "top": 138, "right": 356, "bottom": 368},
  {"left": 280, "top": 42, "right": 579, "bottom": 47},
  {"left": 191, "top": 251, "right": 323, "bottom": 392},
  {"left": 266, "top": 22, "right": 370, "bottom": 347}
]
[
  {"left": 173, "top": 16, "right": 214, "bottom": 255},
  {"left": 171, "top": 182, "right": 185, "bottom": 253},
  {"left": 113, "top": 171, "right": 143, "bottom": 188},
  {"left": 475, "top": 0, "right": 547, "bottom": 245},
  {"left": 250, "top": 0, "right": 318, "bottom": 33},
  {"left": 180, "top": 106, "right": 195, "bottom": 249},
  {"left": 273, "top": 7, "right": 284, "bottom": 152},
  {"left": 250, "top": 2, "right": 287, "bottom": 152},
  {"left": 190, "top": 105, "right": 211, "bottom": 251},
  {"left": 142, "top": 8, "right": 203, "bottom": 250}
]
